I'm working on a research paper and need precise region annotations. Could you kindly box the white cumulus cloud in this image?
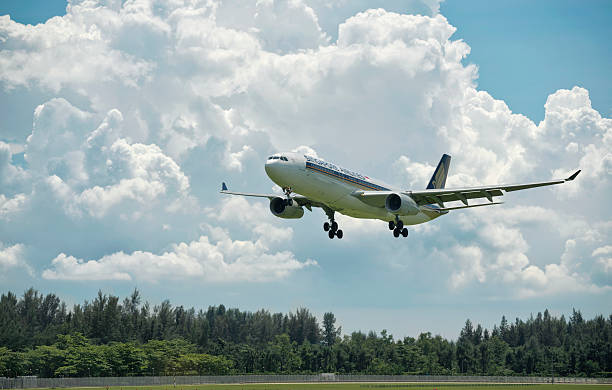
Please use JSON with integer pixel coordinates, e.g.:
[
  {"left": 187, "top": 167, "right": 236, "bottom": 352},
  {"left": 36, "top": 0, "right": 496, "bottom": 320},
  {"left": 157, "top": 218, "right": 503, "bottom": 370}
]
[
  {"left": 0, "top": 243, "right": 32, "bottom": 275},
  {"left": 42, "top": 231, "right": 316, "bottom": 282}
]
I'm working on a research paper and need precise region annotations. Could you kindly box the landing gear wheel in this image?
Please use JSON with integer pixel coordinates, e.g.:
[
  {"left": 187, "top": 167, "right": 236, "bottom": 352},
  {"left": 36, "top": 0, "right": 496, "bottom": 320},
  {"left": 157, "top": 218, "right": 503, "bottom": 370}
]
[
  {"left": 401, "top": 228, "right": 408, "bottom": 237},
  {"left": 388, "top": 221, "right": 395, "bottom": 230},
  {"left": 396, "top": 220, "right": 404, "bottom": 230},
  {"left": 393, "top": 229, "right": 400, "bottom": 238},
  {"left": 324, "top": 208, "right": 341, "bottom": 240}
]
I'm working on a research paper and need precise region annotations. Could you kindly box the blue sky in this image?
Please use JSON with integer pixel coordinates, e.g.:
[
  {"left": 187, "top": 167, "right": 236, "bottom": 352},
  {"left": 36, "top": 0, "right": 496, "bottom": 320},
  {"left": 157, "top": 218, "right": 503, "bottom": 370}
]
[
  {"left": 0, "top": 0, "right": 610, "bottom": 339},
  {"left": 441, "top": 0, "right": 612, "bottom": 122},
  {"left": 0, "top": 0, "right": 67, "bottom": 25}
]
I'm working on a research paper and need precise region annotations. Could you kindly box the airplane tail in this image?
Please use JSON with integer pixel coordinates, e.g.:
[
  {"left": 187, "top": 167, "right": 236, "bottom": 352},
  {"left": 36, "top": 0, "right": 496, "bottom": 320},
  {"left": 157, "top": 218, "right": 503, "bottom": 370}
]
[{"left": 426, "top": 154, "right": 451, "bottom": 189}]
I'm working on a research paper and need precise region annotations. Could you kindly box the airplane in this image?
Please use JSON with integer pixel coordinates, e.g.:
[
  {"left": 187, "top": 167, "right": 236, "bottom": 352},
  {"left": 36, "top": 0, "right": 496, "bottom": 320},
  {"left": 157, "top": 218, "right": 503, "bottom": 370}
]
[{"left": 220, "top": 152, "right": 580, "bottom": 239}]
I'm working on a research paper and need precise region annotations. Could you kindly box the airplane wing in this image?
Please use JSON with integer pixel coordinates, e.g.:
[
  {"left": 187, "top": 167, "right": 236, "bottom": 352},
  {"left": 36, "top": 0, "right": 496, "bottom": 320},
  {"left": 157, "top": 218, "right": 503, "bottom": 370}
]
[
  {"left": 354, "top": 170, "right": 580, "bottom": 208},
  {"left": 220, "top": 182, "right": 277, "bottom": 199},
  {"left": 220, "top": 182, "right": 325, "bottom": 210},
  {"left": 409, "top": 170, "right": 580, "bottom": 206}
]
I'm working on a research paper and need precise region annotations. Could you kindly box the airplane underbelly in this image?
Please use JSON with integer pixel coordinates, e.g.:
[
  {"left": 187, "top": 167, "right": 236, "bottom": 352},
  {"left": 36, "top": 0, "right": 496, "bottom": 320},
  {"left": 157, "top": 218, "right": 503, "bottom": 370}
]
[
  {"left": 334, "top": 195, "right": 437, "bottom": 225},
  {"left": 290, "top": 168, "right": 439, "bottom": 226},
  {"left": 333, "top": 195, "right": 385, "bottom": 219},
  {"left": 400, "top": 212, "right": 435, "bottom": 225}
]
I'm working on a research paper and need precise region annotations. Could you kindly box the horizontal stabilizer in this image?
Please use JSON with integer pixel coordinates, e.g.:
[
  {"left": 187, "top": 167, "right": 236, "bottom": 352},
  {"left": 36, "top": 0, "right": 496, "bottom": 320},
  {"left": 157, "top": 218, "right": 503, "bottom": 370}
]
[{"left": 437, "top": 202, "right": 504, "bottom": 211}]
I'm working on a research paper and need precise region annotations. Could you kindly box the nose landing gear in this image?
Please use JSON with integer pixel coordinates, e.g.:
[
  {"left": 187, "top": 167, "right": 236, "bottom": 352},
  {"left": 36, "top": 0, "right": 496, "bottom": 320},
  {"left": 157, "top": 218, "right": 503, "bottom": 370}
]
[
  {"left": 282, "top": 187, "right": 293, "bottom": 205},
  {"left": 388, "top": 217, "right": 408, "bottom": 238},
  {"left": 323, "top": 208, "right": 343, "bottom": 239}
]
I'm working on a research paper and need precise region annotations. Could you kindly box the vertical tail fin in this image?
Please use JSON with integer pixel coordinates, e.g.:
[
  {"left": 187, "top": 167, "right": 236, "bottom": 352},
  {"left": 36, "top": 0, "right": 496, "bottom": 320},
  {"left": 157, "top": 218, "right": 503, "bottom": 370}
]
[{"left": 426, "top": 154, "right": 451, "bottom": 189}]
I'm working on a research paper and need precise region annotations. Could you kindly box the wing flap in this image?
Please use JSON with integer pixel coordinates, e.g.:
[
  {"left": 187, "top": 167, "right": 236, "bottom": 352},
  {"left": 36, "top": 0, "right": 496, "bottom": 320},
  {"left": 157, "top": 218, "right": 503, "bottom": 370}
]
[
  {"left": 437, "top": 201, "right": 504, "bottom": 211},
  {"left": 427, "top": 189, "right": 504, "bottom": 205},
  {"left": 502, "top": 180, "right": 564, "bottom": 192}
]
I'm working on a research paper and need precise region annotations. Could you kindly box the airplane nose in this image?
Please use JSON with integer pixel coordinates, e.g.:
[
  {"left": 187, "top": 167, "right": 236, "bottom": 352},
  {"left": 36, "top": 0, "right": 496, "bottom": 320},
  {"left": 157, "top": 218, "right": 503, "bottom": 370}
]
[{"left": 265, "top": 160, "right": 279, "bottom": 178}]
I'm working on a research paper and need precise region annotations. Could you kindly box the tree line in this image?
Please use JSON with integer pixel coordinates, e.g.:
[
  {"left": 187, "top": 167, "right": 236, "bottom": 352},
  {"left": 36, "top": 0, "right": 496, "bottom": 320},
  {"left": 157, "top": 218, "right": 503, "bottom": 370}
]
[{"left": 0, "top": 288, "right": 610, "bottom": 377}]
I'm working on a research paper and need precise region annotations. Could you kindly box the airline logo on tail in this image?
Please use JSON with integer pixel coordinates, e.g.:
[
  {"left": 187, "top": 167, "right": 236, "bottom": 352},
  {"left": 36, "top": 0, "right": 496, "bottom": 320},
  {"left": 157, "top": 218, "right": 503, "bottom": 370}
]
[{"left": 426, "top": 154, "right": 451, "bottom": 189}]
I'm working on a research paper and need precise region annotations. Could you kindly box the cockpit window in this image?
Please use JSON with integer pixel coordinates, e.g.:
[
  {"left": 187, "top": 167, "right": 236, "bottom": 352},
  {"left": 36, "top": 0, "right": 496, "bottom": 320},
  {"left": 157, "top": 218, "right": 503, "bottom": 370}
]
[
  {"left": 268, "top": 156, "right": 288, "bottom": 161},
  {"left": 280, "top": 156, "right": 288, "bottom": 161}
]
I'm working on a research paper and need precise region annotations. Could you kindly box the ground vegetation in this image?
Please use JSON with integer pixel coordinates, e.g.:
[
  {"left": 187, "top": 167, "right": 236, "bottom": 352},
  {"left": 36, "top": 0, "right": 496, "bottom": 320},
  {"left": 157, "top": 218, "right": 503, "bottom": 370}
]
[{"left": 0, "top": 289, "right": 610, "bottom": 377}]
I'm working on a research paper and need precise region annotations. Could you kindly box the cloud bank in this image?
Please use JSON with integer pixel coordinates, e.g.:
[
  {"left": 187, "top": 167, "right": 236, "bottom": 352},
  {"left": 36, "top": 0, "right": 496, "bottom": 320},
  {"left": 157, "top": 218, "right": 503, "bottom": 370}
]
[{"left": 0, "top": 1, "right": 609, "bottom": 303}]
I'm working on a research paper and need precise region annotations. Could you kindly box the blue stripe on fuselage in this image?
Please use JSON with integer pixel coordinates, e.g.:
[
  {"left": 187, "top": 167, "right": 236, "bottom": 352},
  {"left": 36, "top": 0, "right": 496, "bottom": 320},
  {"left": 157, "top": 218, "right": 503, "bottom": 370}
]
[{"left": 305, "top": 162, "right": 389, "bottom": 191}]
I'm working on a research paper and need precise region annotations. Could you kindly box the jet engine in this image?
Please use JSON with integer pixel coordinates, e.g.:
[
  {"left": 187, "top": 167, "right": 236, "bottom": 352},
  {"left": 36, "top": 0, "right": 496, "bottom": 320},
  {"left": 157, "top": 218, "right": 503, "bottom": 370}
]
[
  {"left": 385, "top": 193, "right": 419, "bottom": 216},
  {"left": 269, "top": 197, "right": 304, "bottom": 219}
]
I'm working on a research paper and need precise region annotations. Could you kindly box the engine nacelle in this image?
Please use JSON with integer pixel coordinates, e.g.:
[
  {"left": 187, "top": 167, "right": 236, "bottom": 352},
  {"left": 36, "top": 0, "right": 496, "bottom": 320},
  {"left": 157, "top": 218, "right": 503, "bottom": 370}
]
[
  {"left": 269, "top": 197, "right": 304, "bottom": 219},
  {"left": 385, "top": 193, "right": 419, "bottom": 216}
]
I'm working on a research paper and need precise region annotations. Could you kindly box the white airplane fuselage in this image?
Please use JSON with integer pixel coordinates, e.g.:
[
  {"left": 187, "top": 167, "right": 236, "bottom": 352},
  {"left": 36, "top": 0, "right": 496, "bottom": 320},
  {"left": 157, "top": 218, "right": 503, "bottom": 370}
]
[{"left": 264, "top": 152, "right": 443, "bottom": 225}]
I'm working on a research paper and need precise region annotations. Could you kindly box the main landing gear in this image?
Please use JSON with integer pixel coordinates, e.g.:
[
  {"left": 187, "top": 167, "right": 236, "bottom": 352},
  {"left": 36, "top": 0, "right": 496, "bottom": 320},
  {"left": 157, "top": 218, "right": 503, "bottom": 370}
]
[
  {"left": 323, "top": 208, "right": 343, "bottom": 239},
  {"left": 388, "top": 216, "right": 408, "bottom": 238}
]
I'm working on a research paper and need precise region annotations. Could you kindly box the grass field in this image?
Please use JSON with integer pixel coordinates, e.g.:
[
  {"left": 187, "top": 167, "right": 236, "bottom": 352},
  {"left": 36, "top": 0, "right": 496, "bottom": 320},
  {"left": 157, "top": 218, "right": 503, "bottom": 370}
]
[{"left": 25, "top": 384, "right": 612, "bottom": 390}]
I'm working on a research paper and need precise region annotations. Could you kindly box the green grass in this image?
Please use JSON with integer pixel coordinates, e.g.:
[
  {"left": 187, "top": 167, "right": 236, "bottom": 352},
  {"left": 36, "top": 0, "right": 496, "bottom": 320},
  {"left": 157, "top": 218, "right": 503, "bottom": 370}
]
[{"left": 25, "top": 384, "right": 612, "bottom": 390}]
